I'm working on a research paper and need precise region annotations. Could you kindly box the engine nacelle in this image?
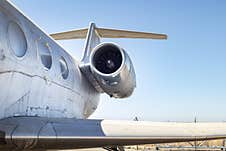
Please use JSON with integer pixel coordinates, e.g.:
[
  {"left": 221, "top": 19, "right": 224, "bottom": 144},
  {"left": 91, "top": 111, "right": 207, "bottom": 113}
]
[{"left": 89, "top": 43, "right": 136, "bottom": 98}]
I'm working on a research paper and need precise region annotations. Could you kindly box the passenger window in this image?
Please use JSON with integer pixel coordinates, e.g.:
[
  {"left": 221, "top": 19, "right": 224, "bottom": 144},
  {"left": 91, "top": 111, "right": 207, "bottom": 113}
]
[
  {"left": 38, "top": 42, "right": 52, "bottom": 70},
  {"left": 59, "top": 56, "right": 69, "bottom": 79},
  {"left": 8, "top": 22, "right": 27, "bottom": 57}
]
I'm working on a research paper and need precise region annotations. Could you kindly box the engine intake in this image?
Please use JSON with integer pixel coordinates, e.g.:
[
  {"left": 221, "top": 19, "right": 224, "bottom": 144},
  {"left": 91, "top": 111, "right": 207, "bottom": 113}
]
[
  {"left": 92, "top": 44, "right": 123, "bottom": 74},
  {"left": 89, "top": 43, "right": 136, "bottom": 98}
]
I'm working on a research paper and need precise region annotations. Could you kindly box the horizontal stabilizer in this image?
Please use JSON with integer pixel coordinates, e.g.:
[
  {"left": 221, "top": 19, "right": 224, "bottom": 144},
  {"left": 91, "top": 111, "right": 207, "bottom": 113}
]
[{"left": 50, "top": 27, "right": 167, "bottom": 40}]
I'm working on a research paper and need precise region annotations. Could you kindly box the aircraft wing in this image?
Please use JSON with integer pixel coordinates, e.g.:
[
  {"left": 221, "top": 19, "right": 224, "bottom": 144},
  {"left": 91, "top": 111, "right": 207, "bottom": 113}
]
[{"left": 1, "top": 117, "right": 226, "bottom": 150}]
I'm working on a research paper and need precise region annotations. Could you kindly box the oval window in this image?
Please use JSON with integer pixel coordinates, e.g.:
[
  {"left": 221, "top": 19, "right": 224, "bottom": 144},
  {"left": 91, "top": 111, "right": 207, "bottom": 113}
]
[
  {"left": 59, "top": 57, "right": 69, "bottom": 79},
  {"left": 38, "top": 42, "right": 52, "bottom": 69},
  {"left": 8, "top": 22, "right": 27, "bottom": 57}
]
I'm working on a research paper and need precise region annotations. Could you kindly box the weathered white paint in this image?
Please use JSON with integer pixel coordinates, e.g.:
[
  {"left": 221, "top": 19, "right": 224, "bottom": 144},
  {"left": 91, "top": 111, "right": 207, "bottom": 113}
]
[
  {"left": 0, "top": 0, "right": 100, "bottom": 119},
  {"left": 1, "top": 1, "right": 226, "bottom": 151},
  {"left": 101, "top": 120, "right": 226, "bottom": 137}
]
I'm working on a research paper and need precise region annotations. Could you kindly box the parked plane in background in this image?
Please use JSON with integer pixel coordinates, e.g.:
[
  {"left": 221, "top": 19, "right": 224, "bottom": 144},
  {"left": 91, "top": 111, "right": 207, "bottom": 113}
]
[{"left": 0, "top": 0, "right": 226, "bottom": 151}]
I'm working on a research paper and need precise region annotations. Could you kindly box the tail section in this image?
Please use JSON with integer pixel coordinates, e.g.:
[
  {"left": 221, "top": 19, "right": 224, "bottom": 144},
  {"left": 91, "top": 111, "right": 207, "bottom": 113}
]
[
  {"left": 50, "top": 23, "right": 167, "bottom": 96},
  {"left": 50, "top": 23, "right": 167, "bottom": 62},
  {"left": 50, "top": 24, "right": 167, "bottom": 40}
]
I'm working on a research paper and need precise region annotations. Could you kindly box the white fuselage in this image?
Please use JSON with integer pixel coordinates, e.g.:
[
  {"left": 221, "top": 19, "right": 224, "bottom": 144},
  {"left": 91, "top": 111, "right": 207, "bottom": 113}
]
[{"left": 0, "top": 2, "right": 100, "bottom": 119}]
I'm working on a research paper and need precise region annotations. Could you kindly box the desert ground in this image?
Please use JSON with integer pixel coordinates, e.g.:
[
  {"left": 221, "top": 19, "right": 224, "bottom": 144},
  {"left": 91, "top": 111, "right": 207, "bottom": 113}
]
[{"left": 59, "top": 139, "right": 226, "bottom": 151}]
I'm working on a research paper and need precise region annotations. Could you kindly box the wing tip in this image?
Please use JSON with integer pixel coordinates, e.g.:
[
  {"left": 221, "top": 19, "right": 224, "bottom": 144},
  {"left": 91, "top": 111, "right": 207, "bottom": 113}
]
[{"left": 162, "top": 34, "right": 168, "bottom": 40}]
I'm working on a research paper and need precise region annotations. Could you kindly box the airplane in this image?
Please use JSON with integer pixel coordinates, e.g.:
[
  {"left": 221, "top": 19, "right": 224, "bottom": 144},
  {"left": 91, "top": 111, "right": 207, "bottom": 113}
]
[{"left": 0, "top": 0, "right": 226, "bottom": 151}]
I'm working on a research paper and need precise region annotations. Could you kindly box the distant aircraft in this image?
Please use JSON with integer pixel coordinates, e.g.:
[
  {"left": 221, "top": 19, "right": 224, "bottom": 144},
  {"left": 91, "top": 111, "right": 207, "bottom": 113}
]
[{"left": 0, "top": 1, "right": 226, "bottom": 151}]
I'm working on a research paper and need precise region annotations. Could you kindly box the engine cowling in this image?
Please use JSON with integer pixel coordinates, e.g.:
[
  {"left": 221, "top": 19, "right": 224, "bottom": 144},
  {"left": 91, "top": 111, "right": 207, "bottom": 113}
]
[{"left": 90, "top": 43, "right": 136, "bottom": 98}]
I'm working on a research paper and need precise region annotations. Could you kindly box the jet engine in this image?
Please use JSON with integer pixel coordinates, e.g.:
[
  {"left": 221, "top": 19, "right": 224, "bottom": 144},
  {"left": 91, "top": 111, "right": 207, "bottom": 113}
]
[{"left": 89, "top": 43, "right": 136, "bottom": 98}]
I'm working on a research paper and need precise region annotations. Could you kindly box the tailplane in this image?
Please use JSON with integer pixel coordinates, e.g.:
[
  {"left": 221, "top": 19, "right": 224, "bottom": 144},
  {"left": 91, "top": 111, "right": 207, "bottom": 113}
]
[
  {"left": 50, "top": 24, "right": 167, "bottom": 40},
  {"left": 50, "top": 23, "right": 167, "bottom": 62}
]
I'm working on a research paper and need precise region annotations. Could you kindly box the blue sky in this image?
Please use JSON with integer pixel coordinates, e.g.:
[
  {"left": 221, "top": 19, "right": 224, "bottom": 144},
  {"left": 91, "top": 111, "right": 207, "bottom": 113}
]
[{"left": 12, "top": 0, "right": 226, "bottom": 122}]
